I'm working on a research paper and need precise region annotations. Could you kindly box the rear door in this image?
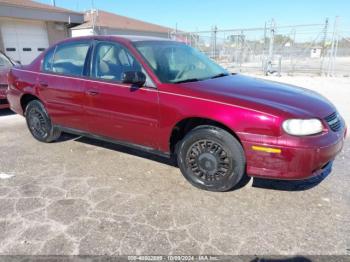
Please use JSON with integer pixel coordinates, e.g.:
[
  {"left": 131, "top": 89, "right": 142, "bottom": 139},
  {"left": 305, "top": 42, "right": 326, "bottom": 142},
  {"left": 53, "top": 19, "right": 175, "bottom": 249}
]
[
  {"left": 38, "top": 41, "right": 91, "bottom": 131},
  {"left": 84, "top": 40, "right": 160, "bottom": 148}
]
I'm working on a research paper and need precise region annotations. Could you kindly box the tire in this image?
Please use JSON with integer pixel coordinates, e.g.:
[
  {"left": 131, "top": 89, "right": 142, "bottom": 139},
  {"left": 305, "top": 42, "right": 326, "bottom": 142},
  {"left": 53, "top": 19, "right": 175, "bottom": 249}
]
[
  {"left": 177, "top": 125, "right": 245, "bottom": 192},
  {"left": 25, "top": 100, "right": 61, "bottom": 143}
]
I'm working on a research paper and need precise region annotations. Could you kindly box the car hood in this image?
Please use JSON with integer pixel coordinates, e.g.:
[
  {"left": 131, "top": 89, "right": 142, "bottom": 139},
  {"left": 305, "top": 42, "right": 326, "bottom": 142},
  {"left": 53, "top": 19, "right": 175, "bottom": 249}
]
[{"left": 181, "top": 74, "right": 335, "bottom": 118}]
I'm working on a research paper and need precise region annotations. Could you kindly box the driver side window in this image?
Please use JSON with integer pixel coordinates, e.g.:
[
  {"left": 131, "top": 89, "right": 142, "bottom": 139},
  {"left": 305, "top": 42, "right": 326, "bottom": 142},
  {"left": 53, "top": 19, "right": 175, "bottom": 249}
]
[{"left": 93, "top": 42, "right": 141, "bottom": 82}]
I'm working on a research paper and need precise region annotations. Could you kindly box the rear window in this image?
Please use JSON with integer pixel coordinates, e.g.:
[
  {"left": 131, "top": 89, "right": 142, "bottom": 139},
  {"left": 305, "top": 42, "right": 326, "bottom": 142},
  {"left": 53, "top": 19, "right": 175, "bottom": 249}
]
[
  {"left": 43, "top": 42, "right": 90, "bottom": 77},
  {"left": 0, "top": 52, "right": 12, "bottom": 67}
]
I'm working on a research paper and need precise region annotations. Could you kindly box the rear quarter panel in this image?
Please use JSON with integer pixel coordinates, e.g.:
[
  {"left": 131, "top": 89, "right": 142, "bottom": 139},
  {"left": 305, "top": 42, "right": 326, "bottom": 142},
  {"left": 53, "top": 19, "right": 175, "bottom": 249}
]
[
  {"left": 7, "top": 50, "right": 46, "bottom": 114},
  {"left": 7, "top": 66, "right": 40, "bottom": 115}
]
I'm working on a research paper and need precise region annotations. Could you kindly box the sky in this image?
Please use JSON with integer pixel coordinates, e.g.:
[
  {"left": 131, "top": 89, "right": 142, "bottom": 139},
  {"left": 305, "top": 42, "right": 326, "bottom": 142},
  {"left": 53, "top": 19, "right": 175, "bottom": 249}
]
[{"left": 37, "top": 0, "right": 350, "bottom": 34}]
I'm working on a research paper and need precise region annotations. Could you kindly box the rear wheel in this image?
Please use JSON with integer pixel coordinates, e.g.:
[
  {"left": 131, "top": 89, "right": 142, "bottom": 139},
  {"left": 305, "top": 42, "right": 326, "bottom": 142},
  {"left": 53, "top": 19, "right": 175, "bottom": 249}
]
[
  {"left": 177, "top": 125, "right": 245, "bottom": 192},
  {"left": 25, "top": 100, "right": 61, "bottom": 143}
]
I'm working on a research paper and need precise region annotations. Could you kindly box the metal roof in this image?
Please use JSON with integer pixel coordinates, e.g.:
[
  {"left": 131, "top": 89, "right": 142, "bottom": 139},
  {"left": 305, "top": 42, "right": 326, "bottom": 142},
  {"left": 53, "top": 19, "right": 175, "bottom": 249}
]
[
  {"left": 0, "top": 0, "right": 82, "bottom": 14},
  {"left": 0, "top": 0, "right": 84, "bottom": 24},
  {"left": 71, "top": 10, "right": 173, "bottom": 34}
]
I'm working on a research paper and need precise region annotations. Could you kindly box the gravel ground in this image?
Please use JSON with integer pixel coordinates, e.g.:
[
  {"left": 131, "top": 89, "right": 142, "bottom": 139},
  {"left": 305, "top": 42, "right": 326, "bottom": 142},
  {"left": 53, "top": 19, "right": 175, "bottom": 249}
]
[{"left": 0, "top": 76, "right": 349, "bottom": 256}]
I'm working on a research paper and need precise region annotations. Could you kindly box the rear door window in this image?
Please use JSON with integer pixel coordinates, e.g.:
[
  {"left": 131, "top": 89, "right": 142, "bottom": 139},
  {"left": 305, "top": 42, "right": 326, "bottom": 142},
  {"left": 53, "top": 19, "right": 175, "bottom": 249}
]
[{"left": 49, "top": 42, "right": 90, "bottom": 77}]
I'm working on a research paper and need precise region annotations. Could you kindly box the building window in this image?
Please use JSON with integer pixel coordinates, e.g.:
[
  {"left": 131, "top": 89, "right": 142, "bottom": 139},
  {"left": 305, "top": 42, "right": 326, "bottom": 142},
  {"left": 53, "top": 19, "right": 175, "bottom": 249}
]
[
  {"left": 23, "top": 48, "right": 32, "bottom": 52},
  {"left": 6, "top": 48, "right": 16, "bottom": 52}
]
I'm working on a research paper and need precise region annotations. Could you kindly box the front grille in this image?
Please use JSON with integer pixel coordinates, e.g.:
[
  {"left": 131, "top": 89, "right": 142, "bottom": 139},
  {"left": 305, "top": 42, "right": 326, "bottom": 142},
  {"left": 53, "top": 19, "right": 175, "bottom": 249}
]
[
  {"left": 325, "top": 112, "right": 342, "bottom": 132},
  {"left": 0, "top": 98, "right": 8, "bottom": 105}
]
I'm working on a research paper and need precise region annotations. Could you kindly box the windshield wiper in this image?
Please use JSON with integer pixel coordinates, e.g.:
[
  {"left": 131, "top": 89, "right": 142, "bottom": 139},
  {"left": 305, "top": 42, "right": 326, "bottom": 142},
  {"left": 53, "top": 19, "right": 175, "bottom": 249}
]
[
  {"left": 210, "top": 73, "right": 229, "bottom": 79},
  {"left": 173, "top": 73, "right": 229, "bottom": 84},
  {"left": 172, "top": 78, "right": 200, "bottom": 84}
]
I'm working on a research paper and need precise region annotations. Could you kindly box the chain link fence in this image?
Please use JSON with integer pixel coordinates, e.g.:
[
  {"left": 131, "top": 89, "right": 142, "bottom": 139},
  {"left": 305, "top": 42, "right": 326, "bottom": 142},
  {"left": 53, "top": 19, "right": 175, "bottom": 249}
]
[{"left": 170, "top": 19, "right": 350, "bottom": 77}]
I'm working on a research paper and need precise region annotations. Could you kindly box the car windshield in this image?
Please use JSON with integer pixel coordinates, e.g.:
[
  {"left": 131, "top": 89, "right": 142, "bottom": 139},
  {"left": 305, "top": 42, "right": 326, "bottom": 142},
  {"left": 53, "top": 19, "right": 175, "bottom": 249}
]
[{"left": 133, "top": 41, "right": 229, "bottom": 84}]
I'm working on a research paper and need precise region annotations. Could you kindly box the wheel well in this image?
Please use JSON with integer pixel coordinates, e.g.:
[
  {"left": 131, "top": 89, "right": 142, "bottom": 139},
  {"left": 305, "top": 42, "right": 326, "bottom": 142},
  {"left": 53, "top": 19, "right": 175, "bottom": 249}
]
[
  {"left": 169, "top": 117, "right": 241, "bottom": 154},
  {"left": 20, "top": 94, "right": 39, "bottom": 114}
]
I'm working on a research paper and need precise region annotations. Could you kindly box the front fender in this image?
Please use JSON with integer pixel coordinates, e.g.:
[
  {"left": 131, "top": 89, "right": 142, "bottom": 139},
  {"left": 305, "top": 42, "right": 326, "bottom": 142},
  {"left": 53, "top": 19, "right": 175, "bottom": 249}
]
[{"left": 157, "top": 90, "right": 281, "bottom": 152}]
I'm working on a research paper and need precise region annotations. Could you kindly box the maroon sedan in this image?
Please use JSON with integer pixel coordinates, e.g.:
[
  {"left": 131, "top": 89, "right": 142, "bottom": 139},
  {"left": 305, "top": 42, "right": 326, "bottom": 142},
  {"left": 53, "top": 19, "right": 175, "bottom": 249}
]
[
  {"left": 7, "top": 36, "right": 346, "bottom": 191},
  {"left": 0, "top": 51, "right": 15, "bottom": 109}
]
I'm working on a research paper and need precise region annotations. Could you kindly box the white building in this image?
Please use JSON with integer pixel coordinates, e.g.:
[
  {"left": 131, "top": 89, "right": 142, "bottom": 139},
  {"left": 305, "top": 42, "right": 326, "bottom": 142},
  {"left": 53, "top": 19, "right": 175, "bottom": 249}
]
[
  {"left": 310, "top": 46, "right": 322, "bottom": 58},
  {"left": 0, "top": 0, "right": 84, "bottom": 64},
  {"left": 0, "top": 1, "right": 174, "bottom": 65}
]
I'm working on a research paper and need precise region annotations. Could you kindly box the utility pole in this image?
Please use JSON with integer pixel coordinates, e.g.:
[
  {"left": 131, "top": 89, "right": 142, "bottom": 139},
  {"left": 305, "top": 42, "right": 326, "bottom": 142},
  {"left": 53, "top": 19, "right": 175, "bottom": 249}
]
[
  {"left": 327, "top": 16, "right": 339, "bottom": 76},
  {"left": 331, "top": 16, "right": 339, "bottom": 76},
  {"left": 239, "top": 30, "right": 244, "bottom": 72},
  {"left": 291, "top": 28, "right": 296, "bottom": 75},
  {"left": 51, "top": 0, "right": 56, "bottom": 6},
  {"left": 262, "top": 21, "right": 267, "bottom": 73},
  {"left": 212, "top": 25, "right": 218, "bottom": 59},
  {"left": 320, "top": 18, "right": 329, "bottom": 76},
  {"left": 91, "top": 9, "right": 97, "bottom": 35},
  {"left": 267, "top": 19, "right": 275, "bottom": 75}
]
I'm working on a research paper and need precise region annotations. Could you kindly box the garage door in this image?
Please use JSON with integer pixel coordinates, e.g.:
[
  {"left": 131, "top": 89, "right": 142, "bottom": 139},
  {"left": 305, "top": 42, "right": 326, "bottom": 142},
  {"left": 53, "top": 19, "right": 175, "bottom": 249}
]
[{"left": 1, "top": 19, "right": 49, "bottom": 65}]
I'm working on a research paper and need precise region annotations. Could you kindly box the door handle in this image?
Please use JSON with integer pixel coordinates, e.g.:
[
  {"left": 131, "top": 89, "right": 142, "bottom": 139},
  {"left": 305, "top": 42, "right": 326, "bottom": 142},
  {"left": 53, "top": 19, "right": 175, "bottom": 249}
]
[
  {"left": 86, "top": 90, "right": 99, "bottom": 96},
  {"left": 39, "top": 81, "right": 48, "bottom": 87}
]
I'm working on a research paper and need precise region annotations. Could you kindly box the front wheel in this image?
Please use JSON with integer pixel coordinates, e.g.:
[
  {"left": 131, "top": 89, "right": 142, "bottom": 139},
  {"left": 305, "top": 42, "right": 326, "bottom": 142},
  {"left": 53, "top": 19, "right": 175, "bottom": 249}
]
[
  {"left": 177, "top": 125, "right": 246, "bottom": 192},
  {"left": 25, "top": 100, "right": 61, "bottom": 143}
]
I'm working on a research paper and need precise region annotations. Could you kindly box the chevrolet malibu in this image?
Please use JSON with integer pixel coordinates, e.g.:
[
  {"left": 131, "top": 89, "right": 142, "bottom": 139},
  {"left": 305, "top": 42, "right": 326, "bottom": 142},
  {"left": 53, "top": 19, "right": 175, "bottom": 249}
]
[{"left": 7, "top": 36, "right": 346, "bottom": 191}]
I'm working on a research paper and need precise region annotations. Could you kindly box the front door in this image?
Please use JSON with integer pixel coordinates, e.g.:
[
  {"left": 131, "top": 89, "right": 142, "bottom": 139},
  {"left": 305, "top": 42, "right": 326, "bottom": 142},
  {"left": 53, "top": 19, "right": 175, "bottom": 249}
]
[{"left": 84, "top": 41, "right": 160, "bottom": 149}]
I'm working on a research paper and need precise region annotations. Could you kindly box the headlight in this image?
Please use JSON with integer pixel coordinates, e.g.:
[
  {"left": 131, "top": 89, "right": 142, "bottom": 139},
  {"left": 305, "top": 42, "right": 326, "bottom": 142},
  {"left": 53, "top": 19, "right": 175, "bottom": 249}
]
[{"left": 282, "top": 119, "right": 323, "bottom": 136}]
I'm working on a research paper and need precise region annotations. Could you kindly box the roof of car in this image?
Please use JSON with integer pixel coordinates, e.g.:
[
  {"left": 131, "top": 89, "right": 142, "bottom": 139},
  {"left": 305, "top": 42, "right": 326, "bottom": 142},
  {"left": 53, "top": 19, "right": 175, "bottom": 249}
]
[
  {"left": 50, "top": 35, "right": 180, "bottom": 49},
  {"left": 113, "top": 35, "right": 175, "bottom": 42},
  {"left": 66, "top": 35, "right": 177, "bottom": 43}
]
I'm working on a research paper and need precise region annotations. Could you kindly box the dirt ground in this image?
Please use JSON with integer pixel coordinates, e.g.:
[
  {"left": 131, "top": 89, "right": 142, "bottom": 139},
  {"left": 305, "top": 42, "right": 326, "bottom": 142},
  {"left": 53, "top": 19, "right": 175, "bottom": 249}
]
[{"left": 0, "top": 76, "right": 349, "bottom": 256}]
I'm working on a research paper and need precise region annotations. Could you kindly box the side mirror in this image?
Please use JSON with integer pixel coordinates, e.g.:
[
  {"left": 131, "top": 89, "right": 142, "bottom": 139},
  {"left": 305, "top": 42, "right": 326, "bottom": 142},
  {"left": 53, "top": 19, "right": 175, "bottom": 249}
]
[{"left": 121, "top": 71, "right": 146, "bottom": 87}]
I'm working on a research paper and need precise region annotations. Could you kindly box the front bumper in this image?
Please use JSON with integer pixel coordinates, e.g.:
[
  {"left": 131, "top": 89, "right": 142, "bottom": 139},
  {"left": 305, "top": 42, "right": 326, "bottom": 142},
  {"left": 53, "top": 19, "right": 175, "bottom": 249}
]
[{"left": 240, "top": 125, "right": 346, "bottom": 180}]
